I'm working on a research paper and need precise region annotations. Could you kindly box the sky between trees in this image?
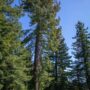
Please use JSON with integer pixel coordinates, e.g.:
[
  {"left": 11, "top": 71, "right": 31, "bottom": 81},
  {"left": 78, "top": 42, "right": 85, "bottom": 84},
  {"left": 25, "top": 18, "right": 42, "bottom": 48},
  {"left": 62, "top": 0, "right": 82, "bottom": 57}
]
[{"left": 15, "top": 0, "right": 90, "bottom": 58}]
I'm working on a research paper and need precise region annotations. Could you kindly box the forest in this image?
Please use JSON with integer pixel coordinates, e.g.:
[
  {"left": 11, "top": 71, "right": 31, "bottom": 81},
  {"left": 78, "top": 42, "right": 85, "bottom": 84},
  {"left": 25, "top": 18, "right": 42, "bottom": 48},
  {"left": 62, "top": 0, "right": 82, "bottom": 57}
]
[{"left": 0, "top": 0, "right": 90, "bottom": 90}]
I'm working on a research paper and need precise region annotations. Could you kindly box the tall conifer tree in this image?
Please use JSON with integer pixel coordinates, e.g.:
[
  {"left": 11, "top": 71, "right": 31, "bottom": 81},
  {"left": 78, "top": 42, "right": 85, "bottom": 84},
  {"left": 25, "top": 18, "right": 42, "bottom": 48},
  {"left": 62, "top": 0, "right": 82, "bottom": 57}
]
[
  {"left": 0, "top": 0, "right": 31, "bottom": 90},
  {"left": 72, "top": 21, "right": 90, "bottom": 90},
  {"left": 49, "top": 30, "right": 71, "bottom": 90},
  {"left": 22, "top": 0, "right": 60, "bottom": 90}
]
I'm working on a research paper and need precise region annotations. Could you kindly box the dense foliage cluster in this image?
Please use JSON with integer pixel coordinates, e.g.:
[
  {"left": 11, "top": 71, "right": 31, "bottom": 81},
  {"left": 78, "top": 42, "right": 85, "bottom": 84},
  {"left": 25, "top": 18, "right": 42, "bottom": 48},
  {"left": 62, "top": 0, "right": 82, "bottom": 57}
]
[{"left": 0, "top": 0, "right": 90, "bottom": 90}]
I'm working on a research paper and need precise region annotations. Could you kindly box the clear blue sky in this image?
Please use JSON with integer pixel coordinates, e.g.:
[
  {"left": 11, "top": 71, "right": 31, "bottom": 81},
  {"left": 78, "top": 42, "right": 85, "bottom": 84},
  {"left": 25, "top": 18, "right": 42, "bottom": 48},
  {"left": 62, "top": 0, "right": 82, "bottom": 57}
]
[
  {"left": 60, "top": 0, "right": 90, "bottom": 51},
  {"left": 14, "top": 0, "right": 90, "bottom": 57}
]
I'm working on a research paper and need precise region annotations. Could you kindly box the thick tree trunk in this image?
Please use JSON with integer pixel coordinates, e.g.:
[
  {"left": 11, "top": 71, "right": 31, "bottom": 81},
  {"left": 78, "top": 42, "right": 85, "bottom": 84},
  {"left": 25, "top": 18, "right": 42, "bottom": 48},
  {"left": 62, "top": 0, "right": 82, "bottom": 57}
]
[{"left": 34, "top": 30, "right": 41, "bottom": 90}]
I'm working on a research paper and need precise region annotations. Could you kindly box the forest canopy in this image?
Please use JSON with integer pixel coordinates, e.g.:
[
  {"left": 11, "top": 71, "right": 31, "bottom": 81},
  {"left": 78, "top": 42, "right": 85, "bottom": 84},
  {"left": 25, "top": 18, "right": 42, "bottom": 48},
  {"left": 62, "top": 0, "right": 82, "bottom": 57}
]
[{"left": 0, "top": 0, "right": 90, "bottom": 90}]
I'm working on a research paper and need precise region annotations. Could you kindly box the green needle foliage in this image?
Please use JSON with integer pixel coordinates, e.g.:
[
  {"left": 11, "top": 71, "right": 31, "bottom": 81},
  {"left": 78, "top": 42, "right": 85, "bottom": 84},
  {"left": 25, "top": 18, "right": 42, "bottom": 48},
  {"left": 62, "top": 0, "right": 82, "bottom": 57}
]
[
  {"left": 1, "top": 1, "right": 90, "bottom": 90},
  {"left": 48, "top": 30, "right": 71, "bottom": 90},
  {"left": 72, "top": 21, "right": 90, "bottom": 90},
  {"left": 21, "top": 0, "right": 60, "bottom": 90},
  {"left": 0, "top": 0, "right": 31, "bottom": 90}
]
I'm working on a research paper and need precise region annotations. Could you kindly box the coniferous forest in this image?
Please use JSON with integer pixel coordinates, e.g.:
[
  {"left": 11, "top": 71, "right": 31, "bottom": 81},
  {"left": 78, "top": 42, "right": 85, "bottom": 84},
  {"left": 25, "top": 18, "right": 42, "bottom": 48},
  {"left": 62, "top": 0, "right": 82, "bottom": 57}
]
[{"left": 0, "top": 0, "right": 90, "bottom": 90}]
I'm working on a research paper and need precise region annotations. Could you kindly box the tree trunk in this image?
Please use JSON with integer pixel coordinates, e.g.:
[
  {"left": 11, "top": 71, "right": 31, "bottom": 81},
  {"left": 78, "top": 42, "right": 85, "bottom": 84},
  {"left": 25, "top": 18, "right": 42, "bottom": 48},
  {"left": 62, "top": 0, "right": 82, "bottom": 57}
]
[{"left": 34, "top": 29, "right": 41, "bottom": 90}]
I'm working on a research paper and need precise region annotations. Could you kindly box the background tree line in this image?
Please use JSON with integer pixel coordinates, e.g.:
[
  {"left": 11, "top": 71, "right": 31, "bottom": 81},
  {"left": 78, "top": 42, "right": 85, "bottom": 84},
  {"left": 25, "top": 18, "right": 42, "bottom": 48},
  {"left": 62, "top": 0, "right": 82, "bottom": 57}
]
[{"left": 0, "top": 0, "right": 90, "bottom": 90}]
